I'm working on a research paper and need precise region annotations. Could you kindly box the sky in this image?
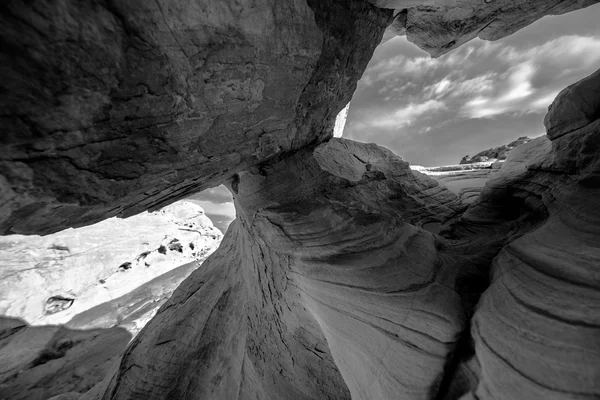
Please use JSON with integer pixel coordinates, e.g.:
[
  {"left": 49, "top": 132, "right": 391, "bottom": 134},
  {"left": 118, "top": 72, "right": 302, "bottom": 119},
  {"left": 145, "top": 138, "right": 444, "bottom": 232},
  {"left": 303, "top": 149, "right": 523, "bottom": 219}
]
[
  {"left": 190, "top": 3, "right": 600, "bottom": 233},
  {"left": 344, "top": 3, "right": 600, "bottom": 166}
]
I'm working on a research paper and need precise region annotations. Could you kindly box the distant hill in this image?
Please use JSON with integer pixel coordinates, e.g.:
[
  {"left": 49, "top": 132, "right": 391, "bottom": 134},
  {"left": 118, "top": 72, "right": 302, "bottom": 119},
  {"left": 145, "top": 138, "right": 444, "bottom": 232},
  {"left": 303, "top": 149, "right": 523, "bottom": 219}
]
[{"left": 459, "top": 136, "right": 532, "bottom": 164}]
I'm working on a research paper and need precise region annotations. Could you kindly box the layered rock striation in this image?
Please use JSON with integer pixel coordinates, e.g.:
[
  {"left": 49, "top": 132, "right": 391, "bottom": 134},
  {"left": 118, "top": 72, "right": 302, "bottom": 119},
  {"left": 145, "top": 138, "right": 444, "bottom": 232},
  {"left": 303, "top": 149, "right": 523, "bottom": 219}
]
[
  {"left": 85, "top": 139, "right": 474, "bottom": 400},
  {"left": 1, "top": 1, "right": 600, "bottom": 400}
]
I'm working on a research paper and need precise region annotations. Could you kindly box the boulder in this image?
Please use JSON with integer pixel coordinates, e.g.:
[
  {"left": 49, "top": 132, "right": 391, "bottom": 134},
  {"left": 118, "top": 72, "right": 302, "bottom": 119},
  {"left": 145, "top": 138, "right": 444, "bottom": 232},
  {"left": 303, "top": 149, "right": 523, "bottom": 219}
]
[{"left": 544, "top": 68, "right": 600, "bottom": 140}]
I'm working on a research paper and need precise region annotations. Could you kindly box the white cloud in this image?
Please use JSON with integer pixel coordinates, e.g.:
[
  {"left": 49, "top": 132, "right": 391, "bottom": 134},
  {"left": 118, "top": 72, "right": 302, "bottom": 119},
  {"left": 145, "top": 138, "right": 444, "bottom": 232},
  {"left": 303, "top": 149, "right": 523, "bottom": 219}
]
[
  {"left": 193, "top": 200, "right": 236, "bottom": 219},
  {"left": 369, "top": 100, "right": 446, "bottom": 129},
  {"left": 459, "top": 62, "right": 537, "bottom": 118}
]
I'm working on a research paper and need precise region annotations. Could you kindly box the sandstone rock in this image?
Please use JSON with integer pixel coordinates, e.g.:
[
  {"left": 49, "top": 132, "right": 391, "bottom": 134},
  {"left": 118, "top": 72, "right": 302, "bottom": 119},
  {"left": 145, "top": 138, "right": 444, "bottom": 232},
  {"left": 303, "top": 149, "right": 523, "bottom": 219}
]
[
  {"left": 2, "top": 1, "right": 598, "bottom": 234},
  {"left": 459, "top": 136, "right": 532, "bottom": 165},
  {"left": 429, "top": 170, "right": 494, "bottom": 205},
  {"left": 0, "top": 317, "right": 131, "bottom": 400},
  {"left": 544, "top": 67, "right": 600, "bottom": 140},
  {"left": 0, "top": 0, "right": 391, "bottom": 235},
  {"left": 1, "top": 2, "right": 600, "bottom": 400},
  {"left": 376, "top": 1, "right": 600, "bottom": 57},
  {"left": 453, "top": 135, "right": 600, "bottom": 400},
  {"left": 80, "top": 139, "right": 496, "bottom": 400},
  {"left": 0, "top": 200, "right": 222, "bottom": 333}
]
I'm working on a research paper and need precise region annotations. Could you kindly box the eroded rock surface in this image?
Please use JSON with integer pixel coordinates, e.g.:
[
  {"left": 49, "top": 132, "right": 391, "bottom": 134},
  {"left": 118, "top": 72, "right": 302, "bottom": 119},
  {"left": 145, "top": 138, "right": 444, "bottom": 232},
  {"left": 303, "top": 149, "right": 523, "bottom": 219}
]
[
  {"left": 83, "top": 139, "right": 476, "bottom": 400},
  {"left": 0, "top": 200, "right": 222, "bottom": 334},
  {"left": 1, "top": 2, "right": 600, "bottom": 400},
  {"left": 0, "top": 0, "right": 391, "bottom": 235},
  {"left": 453, "top": 134, "right": 600, "bottom": 399},
  {"left": 2, "top": 0, "right": 598, "bottom": 234},
  {"left": 0, "top": 317, "right": 131, "bottom": 400},
  {"left": 374, "top": 0, "right": 600, "bottom": 56}
]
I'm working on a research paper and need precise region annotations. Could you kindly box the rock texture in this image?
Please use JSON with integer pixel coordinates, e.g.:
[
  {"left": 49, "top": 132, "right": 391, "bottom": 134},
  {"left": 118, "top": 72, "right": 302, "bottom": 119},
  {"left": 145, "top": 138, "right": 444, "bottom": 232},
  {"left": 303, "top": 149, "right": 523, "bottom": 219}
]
[
  {"left": 1, "top": 2, "right": 600, "bottom": 400},
  {"left": 544, "top": 67, "right": 600, "bottom": 140},
  {"left": 374, "top": 0, "right": 600, "bottom": 56},
  {"left": 82, "top": 139, "right": 476, "bottom": 400},
  {"left": 0, "top": 317, "right": 131, "bottom": 400},
  {"left": 0, "top": 0, "right": 391, "bottom": 235},
  {"left": 2, "top": 0, "right": 598, "bottom": 234},
  {"left": 0, "top": 201, "right": 222, "bottom": 400},
  {"left": 84, "top": 69, "right": 600, "bottom": 399},
  {"left": 452, "top": 135, "right": 600, "bottom": 399},
  {"left": 0, "top": 200, "right": 222, "bottom": 333}
]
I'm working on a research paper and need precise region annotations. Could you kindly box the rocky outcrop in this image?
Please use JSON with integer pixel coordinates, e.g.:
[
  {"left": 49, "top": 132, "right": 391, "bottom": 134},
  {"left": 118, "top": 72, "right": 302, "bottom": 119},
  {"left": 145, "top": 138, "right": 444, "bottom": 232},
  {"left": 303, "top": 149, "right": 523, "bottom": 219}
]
[
  {"left": 452, "top": 133, "right": 600, "bottom": 399},
  {"left": 0, "top": 200, "right": 222, "bottom": 334},
  {"left": 0, "top": 201, "right": 222, "bottom": 400},
  {"left": 0, "top": 317, "right": 131, "bottom": 400},
  {"left": 87, "top": 68, "right": 600, "bottom": 399},
  {"left": 82, "top": 139, "right": 476, "bottom": 400},
  {"left": 2, "top": 0, "right": 598, "bottom": 235},
  {"left": 459, "top": 137, "right": 532, "bottom": 165},
  {"left": 374, "top": 0, "right": 600, "bottom": 57},
  {"left": 544, "top": 68, "right": 600, "bottom": 140},
  {"left": 2, "top": 2, "right": 600, "bottom": 400},
  {"left": 0, "top": 0, "right": 391, "bottom": 235}
]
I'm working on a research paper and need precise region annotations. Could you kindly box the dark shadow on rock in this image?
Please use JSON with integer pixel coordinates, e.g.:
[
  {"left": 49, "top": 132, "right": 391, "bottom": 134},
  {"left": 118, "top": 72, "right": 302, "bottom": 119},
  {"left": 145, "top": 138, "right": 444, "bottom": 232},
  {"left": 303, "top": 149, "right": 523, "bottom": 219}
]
[{"left": 0, "top": 316, "right": 131, "bottom": 400}]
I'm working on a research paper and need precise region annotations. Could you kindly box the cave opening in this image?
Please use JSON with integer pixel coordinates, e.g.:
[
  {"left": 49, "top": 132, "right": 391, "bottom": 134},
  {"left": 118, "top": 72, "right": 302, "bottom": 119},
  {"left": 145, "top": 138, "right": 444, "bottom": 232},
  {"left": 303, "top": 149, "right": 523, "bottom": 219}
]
[{"left": 1, "top": 1, "right": 599, "bottom": 399}]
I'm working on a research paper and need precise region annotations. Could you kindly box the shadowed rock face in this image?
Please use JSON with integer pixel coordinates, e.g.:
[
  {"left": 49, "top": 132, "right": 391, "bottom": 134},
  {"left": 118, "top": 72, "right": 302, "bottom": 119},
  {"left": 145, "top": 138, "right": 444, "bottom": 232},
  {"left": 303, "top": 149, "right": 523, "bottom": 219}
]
[
  {"left": 0, "top": 0, "right": 391, "bottom": 235},
  {"left": 2, "top": 0, "right": 597, "bottom": 235},
  {"left": 372, "top": 0, "right": 600, "bottom": 57},
  {"left": 1, "top": 1, "right": 600, "bottom": 400}
]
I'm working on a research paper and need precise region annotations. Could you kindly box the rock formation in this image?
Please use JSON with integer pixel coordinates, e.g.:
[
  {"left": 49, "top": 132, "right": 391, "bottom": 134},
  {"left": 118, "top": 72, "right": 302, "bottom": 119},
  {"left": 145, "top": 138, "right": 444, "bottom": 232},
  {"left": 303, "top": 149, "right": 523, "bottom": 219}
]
[
  {"left": 1, "top": 1, "right": 599, "bottom": 400},
  {"left": 2, "top": 0, "right": 597, "bottom": 235},
  {"left": 0, "top": 200, "right": 222, "bottom": 333},
  {"left": 412, "top": 165, "right": 496, "bottom": 205},
  {"left": 459, "top": 137, "right": 532, "bottom": 165},
  {"left": 0, "top": 201, "right": 222, "bottom": 399}
]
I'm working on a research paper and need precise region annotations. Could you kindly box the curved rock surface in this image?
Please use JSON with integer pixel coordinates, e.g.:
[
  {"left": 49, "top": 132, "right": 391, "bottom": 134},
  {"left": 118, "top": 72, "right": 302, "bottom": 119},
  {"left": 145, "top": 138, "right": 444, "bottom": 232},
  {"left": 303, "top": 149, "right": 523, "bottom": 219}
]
[
  {"left": 2, "top": 0, "right": 598, "bottom": 234},
  {"left": 454, "top": 134, "right": 600, "bottom": 399},
  {"left": 0, "top": 317, "right": 131, "bottom": 400},
  {"left": 1, "top": 2, "right": 600, "bottom": 400},
  {"left": 0, "top": 0, "right": 391, "bottom": 235},
  {"left": 374, "top": 0, "right": 600, "bottom": 57},
  {"left": 82, "top": 139, "right": 477, "bottom": 400}
]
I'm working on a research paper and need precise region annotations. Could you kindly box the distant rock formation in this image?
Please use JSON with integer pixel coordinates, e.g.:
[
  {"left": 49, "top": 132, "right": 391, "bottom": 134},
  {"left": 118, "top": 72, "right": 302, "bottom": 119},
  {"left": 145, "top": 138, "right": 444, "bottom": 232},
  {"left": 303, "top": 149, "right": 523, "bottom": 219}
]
[
  {"left": 0, "top": 200, "right": 222, "bottom": 334},
  {"left": 459, "top": 136, "right": 532, "bottom": 164}
]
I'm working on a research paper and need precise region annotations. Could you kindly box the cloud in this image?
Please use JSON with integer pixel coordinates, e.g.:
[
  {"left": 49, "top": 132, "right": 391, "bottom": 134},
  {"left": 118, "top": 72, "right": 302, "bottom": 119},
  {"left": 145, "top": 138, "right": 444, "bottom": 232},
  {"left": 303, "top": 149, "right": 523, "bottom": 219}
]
[
  {"left": 191, "top": 199, "right": 235, "bottom": 219},
  {"left": 344, "top": 4, "right": 600, "bottom": 166},
  {"left": 188, "top": 185, "right": 233, "bottom": 204},
  {"left": 376, "top": 100, "right": 446, "bottom": 128},
  {"left": 459, "top": 62, "right": 537, "bottom": 118},
  {"left": 349, "top": 100, "right": 446, "bottom": 133},
  {"left": 186, "top": 185, "right": 236, "bottom": 230}
]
